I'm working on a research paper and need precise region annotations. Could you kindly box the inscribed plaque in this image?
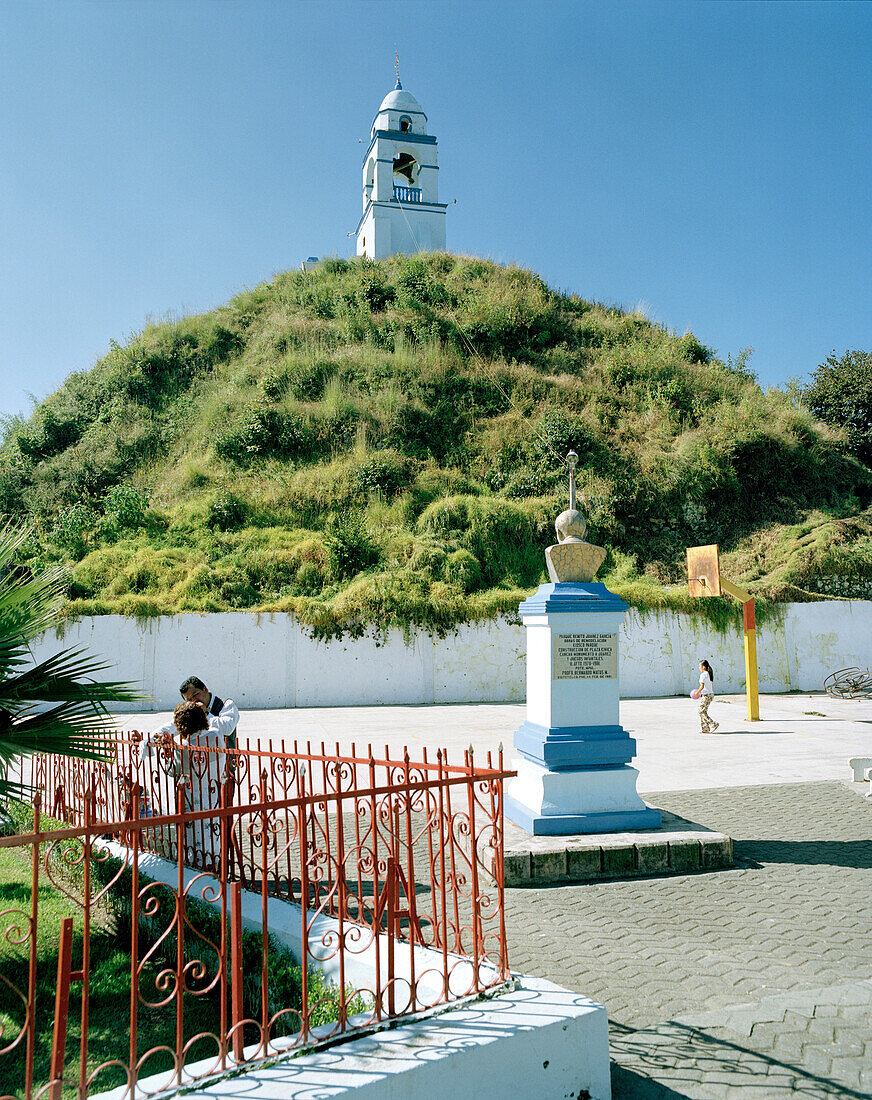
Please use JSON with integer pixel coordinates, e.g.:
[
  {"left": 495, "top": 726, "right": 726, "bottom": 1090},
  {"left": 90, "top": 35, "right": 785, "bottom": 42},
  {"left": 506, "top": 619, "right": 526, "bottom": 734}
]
[{"left": 552, "top": 633, "right": 618, "bottom": 681}]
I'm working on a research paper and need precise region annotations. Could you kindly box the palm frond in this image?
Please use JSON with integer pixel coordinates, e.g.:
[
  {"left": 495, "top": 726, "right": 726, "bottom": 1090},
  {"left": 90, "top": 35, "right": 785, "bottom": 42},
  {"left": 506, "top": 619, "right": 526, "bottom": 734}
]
[
  {"left": 0, "top": 647, "right": 144, "bottom": 708},
  {"left": 0, "top": 524, "right": 35, "bottom": 570},
  {"left": 0, "top": 523, "right": 140, "bottom": 801},
  {"left": 0, "top": 576, "right": 64, "bottom": 649},
  {"left": 0, "top": 546, "right": 66, "bottom": 677},
  {"left": 0, "top": 776, "right": 33, "bottom": 802},
  {"left": 0, "top": 702, "right": 116, "bottom": 763}
]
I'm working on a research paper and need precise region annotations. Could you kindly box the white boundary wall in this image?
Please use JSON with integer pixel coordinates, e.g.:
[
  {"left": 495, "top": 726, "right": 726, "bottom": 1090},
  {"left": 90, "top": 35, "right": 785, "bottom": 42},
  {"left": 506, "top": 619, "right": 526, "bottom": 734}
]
[{"left": 30, "top": 600, "right": 872, "bottom": 710}]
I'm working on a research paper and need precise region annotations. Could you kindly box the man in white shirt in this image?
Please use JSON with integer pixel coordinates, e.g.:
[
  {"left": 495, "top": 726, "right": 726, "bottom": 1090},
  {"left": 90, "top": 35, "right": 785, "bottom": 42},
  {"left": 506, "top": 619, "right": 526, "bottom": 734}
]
[
  {"left": 142, "top": 676, "right": 240, "bottom": 749},
  {"left": 178, "top": 676, "right": 240, "bottom": 748}
]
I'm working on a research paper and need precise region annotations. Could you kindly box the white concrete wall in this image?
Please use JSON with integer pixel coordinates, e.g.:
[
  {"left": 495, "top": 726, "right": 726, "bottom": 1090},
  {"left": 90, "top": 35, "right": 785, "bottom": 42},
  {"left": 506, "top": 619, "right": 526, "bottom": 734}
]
[
  {"left": 618, "top": 600, "right": 872, "bottom": 698},
  {"left": 29, "top": 600, "right": 872, "bottom": 710}
]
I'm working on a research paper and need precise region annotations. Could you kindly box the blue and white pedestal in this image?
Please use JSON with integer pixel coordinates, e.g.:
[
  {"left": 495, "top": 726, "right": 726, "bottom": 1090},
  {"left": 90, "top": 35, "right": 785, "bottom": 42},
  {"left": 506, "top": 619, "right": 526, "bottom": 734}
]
[{"left": 505, "top": 582, "right": 662, "bottom": 836}]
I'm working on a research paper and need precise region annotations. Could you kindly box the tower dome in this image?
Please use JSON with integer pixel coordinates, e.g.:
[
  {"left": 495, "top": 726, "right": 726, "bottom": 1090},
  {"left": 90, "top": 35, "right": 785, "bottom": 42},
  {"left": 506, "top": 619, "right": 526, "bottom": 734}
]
[
  {"left": 377, "top": 84, "right": 426, "bottom": 116},
  {"left": 371, "top": 81, "right": 428, "bottom": 136}
]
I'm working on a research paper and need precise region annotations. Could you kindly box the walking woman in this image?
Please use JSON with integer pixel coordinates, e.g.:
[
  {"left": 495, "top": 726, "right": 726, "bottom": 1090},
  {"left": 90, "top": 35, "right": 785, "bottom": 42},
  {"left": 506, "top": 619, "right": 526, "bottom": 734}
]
[{"left": 697, "top": 659, "right": 718, "bottom": 733}]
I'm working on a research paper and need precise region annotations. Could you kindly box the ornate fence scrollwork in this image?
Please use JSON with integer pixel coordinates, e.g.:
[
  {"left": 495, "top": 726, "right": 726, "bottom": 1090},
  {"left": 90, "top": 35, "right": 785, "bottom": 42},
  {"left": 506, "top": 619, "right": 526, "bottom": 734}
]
[{"left": 4, "top": 737, "right": 513, "bottom": 1099}]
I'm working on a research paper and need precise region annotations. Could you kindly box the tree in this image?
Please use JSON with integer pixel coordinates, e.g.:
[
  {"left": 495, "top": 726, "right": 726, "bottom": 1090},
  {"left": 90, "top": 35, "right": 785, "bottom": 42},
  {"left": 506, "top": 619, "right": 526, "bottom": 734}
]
[
  {"left": 804, "top": 349, "right": 872, "bottom": 466},
  {"left": 0, "top": 524, "right": 141, "bottom": 800}
]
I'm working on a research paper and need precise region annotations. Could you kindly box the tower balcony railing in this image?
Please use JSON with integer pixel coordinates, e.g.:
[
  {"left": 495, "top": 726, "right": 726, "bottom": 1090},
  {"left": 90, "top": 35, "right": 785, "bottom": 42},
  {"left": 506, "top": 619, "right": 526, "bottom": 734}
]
[{"left": 393, "top": 185, "right": 422, "bottom": 203}]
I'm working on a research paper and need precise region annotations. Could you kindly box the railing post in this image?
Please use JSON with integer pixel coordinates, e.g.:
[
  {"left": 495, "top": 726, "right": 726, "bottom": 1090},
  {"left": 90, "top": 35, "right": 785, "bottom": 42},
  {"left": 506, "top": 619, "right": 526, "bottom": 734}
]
[
  {"left": 496, "top": 746, "right": 510, "bottom": 981},
  {"left": 437, "top": 750, "right": 449, "bottom": 1001},
  {"left": 365, "top": 749, "right": 382, "bottom": 1022},
  {"left": 258, "top": 771, "right": 269, "bottom": 1057},
  {"left": 78, "top": 787, "right": 94, "bottom": 1098},
  {"left": 332, "top": 743, "right": 348, "bottom": 1031},
  {"left": 24, "top": 797, "right": 41, "bottom": 1100},
  {"left": 230, "top": 881, "right": 244, "bottom": 1063},
  {"left": 297, "top": 773, "right": 311, "bottom": 1040},
  {"left": 49, "top": 918, "right": 74, "bottom": 1100},
  {"left": 465, "top": 749, "right": 483, "bottom": 992},
  {"left": 175, "top": 783, "right": 186, "bottom": 1086},
  {"left": 129, "top": 788, "right": 140, "bottom": 1100},
  {"left": 385, "top": 858, "right": 397, "bottom": 1018}
]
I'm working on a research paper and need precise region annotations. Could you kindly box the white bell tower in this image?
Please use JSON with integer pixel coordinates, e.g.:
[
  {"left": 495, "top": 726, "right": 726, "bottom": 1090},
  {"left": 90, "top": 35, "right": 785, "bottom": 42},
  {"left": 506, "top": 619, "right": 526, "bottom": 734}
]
[{"left": 356, "top": 68, "right": 447, "bottom": 260}]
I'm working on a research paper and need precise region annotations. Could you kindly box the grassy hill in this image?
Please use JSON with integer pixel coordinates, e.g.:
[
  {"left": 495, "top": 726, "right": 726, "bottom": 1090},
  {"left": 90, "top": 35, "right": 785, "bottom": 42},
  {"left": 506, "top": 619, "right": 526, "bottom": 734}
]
[{"left": 3, "top": 253, "right": 872, "bottom": 638}]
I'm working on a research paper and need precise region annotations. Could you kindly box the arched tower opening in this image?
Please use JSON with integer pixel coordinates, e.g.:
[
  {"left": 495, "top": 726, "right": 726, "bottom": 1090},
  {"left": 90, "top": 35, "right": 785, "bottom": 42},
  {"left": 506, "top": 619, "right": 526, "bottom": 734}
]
[{"left": 393, "top": 153, "right": 417, "bottom": 185}]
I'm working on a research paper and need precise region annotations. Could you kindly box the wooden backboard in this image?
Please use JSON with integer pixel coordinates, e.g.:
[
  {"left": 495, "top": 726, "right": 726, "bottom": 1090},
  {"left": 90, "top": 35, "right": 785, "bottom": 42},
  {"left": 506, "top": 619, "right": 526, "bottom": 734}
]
[{"left": 687, "top": 544, "right": 721, "bottom": 597}]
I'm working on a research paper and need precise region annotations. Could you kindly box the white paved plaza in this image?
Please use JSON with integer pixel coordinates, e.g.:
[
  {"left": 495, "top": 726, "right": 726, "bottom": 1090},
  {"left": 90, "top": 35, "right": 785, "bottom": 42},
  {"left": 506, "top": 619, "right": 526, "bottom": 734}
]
[{"left": 117, "top": 691, "right": 872, "bottom": 795}]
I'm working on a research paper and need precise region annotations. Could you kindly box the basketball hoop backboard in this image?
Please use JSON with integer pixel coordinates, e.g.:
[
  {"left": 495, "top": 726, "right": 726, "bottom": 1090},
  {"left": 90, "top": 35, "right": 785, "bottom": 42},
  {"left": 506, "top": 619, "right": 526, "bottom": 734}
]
[{"left": 687, "top": 544, "right": 721, "bottom": 597}]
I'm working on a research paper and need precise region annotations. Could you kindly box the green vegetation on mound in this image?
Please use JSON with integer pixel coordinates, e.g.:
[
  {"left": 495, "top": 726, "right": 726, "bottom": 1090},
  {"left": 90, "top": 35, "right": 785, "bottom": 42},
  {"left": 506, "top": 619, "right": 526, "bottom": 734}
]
[{"left": 2, "top": 254, "right": 871, "bottom": 637}]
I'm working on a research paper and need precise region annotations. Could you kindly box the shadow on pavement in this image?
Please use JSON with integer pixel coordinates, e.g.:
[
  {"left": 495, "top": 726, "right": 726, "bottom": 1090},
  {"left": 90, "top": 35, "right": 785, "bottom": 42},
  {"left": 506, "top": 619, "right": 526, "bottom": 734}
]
[
  {"left": 611, "top": 1061, "right": 692, "bottom": 1098},
  {"left": 734, "top": 838, "right": 872, "bottom": 869},
  {"left": 702, "top": 728, "right": 789, "bottom": 736},
  {"left": 609, "top": 1020, "right": 870, "bottom": 1100}
]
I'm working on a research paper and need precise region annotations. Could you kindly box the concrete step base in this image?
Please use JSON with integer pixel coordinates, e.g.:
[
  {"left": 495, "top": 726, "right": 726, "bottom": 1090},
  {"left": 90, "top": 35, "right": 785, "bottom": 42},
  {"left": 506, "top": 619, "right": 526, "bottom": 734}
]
[{"left": 499, "top": 808, "right": 733, "bottom": 886}]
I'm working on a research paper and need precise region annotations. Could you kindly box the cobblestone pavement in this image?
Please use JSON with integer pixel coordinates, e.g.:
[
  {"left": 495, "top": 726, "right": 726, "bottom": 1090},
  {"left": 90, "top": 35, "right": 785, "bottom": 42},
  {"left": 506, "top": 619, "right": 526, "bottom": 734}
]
[{"left": 503, "top": 781, "right": 872, "bottom": 1098}]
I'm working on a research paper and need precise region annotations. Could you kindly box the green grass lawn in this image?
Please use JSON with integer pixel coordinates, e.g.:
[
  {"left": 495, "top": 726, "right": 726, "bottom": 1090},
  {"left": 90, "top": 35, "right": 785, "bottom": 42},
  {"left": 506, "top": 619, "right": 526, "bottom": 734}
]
[{"left": 0, "top": 844, "right": 225, "bottom": 1098}]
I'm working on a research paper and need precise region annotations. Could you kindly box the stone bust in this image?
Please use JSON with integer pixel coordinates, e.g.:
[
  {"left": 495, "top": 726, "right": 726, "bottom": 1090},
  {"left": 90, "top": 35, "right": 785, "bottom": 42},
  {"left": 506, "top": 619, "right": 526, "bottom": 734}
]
[{"left": 544, "top": 452, "right": 607, "bottom": 583}]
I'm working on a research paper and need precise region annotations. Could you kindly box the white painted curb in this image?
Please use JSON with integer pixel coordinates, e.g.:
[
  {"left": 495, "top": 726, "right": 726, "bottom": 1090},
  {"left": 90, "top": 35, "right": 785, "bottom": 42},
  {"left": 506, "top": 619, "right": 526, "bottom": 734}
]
[{"left": 181, "top": 976, "right": 611, "bottom": 1100}]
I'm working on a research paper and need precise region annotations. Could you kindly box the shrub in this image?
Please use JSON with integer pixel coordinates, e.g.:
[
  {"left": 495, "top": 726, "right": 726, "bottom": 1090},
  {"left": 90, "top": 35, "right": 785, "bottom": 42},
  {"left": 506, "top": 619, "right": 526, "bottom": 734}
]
[
  {"left": 357, "top": 270, "right": 396, "bottom": 312},
  {"left": 213, "top": 565, "right": 258, "bottom": 607},
  {"left": 17, "top": 407, "right": 82, "bottom": 463},
  {"left": 320, "top": 258, "right": 351, "bottom": 275},
  {"left": 295, "top": 559, "right": 326, "bottom": 594},
  {"left": 536, "top": 410, "right": 597, "bottom": 461},
  {"left": 215, "top": 408, "right": 315, "bottom": 465},
  {"left": 287, "top": 358, "right": 333, "bottom": 401},
  {"left": 443, "top": 548, "right": 482, "bottom": 592},
  {"left": 417, "top": 495, "right": 545, "bottom": 588},
  {"left": 325, "top": 509, "right": 380, "bottom": 579},
  {"left": 353, "top": 451, "right": 410, "bottom": 498},
  {"left": 396, "top": 256, "right": 449, "bottom": 306},
  {"left": 804, "top": 349, "right": 872, "bottom": 464},
  {"left": 0, "top": 447, "right": 28, "bottom": 517},
  {"left": 678, "top": 333, "right": 711, "bottom": 364},
  {"left": 259, "top": 365, "right": 288, "bottom": 401},
  {"left": 206, "top": 491, "right": 249, "bottom": 531},
  {"left": 310, "top": 406, "right": 358, "bottom": 456},
  {"left": 95, "top": 484, "right": 151, "bottom": 541},
  {"left": 50, "top": 503, "right": 98, "bottom": 555}
]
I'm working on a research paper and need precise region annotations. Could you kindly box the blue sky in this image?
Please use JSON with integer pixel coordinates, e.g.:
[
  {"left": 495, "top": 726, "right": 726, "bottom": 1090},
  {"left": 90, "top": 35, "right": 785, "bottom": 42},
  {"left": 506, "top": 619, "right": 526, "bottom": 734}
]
[{"left": 2, "top": 0, "right": 870, "bottom": 420}]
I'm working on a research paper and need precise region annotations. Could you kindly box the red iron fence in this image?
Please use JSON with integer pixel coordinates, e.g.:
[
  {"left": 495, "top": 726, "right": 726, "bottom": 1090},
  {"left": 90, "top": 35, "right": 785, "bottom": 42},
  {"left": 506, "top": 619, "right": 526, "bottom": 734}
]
[{"left": 1, "top": 739, "right": 512, "bottom": 1099}]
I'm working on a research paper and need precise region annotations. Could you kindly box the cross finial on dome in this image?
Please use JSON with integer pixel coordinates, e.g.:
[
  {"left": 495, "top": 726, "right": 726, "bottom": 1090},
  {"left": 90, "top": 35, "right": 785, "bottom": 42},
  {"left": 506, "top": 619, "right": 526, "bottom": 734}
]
[{"left": 394, "top": 51, "right": 402, "bottom": 88}]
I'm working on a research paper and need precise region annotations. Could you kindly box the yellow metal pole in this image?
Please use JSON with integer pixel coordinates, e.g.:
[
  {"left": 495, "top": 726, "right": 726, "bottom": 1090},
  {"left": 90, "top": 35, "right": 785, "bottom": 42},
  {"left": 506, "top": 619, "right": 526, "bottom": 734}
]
[
  {"left": 743, "top": 610, "right": 760, "bottom": 721},
  {"left": 719, "top": 578, "right": 760, "bottom": 721}
]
